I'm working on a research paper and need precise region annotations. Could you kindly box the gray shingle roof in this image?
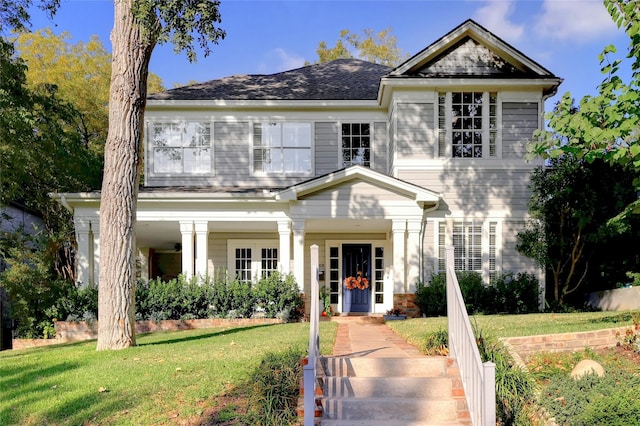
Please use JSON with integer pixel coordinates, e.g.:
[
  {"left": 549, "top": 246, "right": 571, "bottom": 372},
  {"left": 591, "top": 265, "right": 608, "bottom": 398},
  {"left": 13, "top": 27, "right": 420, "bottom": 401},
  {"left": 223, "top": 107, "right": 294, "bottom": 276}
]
[{"left": 147, "top": 59, "right": 392, "bottom": 101}]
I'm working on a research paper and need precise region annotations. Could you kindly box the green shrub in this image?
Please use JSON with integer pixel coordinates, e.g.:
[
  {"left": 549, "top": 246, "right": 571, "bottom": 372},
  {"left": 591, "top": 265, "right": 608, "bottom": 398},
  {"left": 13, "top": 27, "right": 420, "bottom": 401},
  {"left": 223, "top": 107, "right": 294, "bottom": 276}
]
[
  {"left": 246, "top": 346, "right": 305, "bottom": 425},
  {"left": 415, "top": 273, "right": 446, "bottom": 317},
  {"left": 253, "top": 272, "right": 302, "bottom": 320},
  {"left": 541, "top": 370, "right": 640, "bottom": 426},
  {"left": 226, "top": 279, "right": 255, "bottom": 318},
  {"left": 489, "top": 272, "right": 540, "bottom": 314},
  {"left": 423, "top": 327, "right": 448, "bottom": 355},
  {"left": 458, "top": 271, "right": 484, "bottom": 314}
]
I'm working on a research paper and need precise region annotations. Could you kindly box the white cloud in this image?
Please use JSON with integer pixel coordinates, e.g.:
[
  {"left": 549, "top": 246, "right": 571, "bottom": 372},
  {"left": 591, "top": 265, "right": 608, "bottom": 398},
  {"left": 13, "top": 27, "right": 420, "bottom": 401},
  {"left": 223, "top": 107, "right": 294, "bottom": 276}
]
[
  {"left": 533, "top": 0, "right": 619, "bottom": 43},
  {"left": 473, "top": 0, "right": 524, "bottom": 42},
  {"left": 258, "top": 48, "right": 306, "bottom": 74}
]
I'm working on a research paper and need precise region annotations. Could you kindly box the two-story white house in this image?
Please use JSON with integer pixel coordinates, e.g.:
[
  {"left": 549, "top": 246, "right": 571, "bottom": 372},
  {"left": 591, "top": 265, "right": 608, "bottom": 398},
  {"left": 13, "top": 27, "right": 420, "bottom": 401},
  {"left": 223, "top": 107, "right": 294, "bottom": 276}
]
[{"left": 56, "top": 20, "right": 561, "bottom": 316}]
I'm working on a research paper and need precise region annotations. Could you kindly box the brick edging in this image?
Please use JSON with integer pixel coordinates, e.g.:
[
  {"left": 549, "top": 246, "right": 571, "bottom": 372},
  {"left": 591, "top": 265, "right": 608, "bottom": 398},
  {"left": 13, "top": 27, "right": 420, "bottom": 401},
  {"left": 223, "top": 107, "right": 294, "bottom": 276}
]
[{"left": 500, "top": 325, "right": 631, "bottom": 359}]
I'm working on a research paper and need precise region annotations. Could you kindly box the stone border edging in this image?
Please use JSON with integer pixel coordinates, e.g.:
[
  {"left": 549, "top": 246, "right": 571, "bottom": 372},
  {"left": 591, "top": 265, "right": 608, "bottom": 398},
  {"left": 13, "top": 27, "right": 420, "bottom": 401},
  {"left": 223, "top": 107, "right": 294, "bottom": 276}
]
[{"left": 11, "top": 318, "right": 284, "bottom": 350}]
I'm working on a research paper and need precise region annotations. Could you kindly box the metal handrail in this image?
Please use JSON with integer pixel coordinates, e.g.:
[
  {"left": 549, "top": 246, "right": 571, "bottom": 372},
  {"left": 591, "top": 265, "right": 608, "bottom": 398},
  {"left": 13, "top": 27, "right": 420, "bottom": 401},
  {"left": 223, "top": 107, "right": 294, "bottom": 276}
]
[{"left": 446, "top": 246, "right": 496, "bottom": 426}]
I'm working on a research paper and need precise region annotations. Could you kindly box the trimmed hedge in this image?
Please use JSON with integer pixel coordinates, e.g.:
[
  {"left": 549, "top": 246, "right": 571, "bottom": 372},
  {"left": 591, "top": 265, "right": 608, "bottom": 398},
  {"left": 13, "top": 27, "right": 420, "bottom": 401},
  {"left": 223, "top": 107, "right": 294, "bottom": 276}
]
[{"left": 415, "top": 271, "right": 541, "bottom": 317}]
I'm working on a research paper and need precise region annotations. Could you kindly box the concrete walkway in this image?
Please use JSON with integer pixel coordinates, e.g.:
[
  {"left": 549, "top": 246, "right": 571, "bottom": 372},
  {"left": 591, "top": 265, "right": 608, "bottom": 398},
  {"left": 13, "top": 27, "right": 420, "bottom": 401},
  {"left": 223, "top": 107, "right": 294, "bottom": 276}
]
[{"left": 329, "top": 317, "right": 425, "bottom": 358}]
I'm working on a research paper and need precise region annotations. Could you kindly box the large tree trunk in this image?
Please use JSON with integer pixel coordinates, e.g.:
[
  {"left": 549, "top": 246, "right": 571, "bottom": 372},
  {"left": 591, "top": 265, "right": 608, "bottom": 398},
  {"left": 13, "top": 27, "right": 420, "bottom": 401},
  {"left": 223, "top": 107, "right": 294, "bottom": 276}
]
[{"left": 97, "top": 1, "right": 155, "bottom": 350}]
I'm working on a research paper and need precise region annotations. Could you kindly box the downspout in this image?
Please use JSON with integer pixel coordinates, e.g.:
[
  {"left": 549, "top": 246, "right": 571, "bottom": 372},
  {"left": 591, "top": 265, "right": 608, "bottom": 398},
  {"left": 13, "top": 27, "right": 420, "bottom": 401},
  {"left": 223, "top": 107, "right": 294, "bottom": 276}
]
[
  {"left": 420, "top": 197, "right": 442, "bottom": 283},
  {"left": 60, "top": 194, "right": 73, "bottom": 213}
]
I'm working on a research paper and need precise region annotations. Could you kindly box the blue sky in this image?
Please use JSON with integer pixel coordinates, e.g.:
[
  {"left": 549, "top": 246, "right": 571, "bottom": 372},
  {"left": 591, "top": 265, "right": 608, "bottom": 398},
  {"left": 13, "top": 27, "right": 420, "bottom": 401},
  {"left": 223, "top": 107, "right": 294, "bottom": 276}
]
[{"left": 28, "top": 0, "right": 631, "bottom": 110}]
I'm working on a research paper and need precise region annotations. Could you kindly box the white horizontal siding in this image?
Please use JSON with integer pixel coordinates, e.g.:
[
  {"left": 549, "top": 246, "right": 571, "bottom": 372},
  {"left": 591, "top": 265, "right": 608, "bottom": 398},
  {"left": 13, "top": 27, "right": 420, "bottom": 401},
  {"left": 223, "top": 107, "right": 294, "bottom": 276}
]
[
  {"left": 502, "top": 102, "right": 539, "bottom": 159},
  {"left": 395, "top": 103, "right": 435, "bottom": 159},
  {"left": 315, "top": 122, "right": 339, "bottom": 175}
]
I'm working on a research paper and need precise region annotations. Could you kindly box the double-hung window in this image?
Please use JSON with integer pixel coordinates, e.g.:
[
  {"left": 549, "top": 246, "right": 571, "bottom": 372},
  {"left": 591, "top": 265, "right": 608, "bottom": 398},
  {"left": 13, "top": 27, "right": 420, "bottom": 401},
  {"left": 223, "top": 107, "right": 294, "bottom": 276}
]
[
  {"left": 253, "top": 122, "right": 312, "bottom": 174},
  {"left": 151, "top": 121, "right": 212, "bottom": 174},
  {"left": 342, "top": 123, "right": 371, "bottom": 167},
  {"left": 437, "top": 92, "right": 497, "bottom": 158}
]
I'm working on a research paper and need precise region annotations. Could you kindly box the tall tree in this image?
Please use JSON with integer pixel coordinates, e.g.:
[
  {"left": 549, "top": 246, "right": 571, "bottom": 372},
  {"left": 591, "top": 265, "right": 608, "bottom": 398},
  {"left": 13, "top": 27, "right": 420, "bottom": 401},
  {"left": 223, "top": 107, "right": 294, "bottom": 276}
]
[
  {"left": 97, "top": 1, "right": 224, "bottom": 350},
  {"left": 14, "top": 28, "right": 164, "bottom": 157},
  {"left": 314, "top": 27, "right": 409, "bottom": 67},
  {"left": 516, "top": 155, "right": 640, "bottom": 307},
  {"left": 1, "top": 0, "right": 225, "bottom": 350},
  {"left": 527, "top": 0, "right": 640, "bottom": 220}
]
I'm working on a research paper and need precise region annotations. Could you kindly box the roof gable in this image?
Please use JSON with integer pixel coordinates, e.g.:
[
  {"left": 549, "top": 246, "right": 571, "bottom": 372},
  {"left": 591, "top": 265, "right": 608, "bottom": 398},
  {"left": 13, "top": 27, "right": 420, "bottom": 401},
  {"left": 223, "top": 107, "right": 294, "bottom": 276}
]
[
  {"left": 276, "top": 165, "right": 440, "bottom": 208},
  {"left": 391, "top": 19, "right": 556, "bottom": 79}
]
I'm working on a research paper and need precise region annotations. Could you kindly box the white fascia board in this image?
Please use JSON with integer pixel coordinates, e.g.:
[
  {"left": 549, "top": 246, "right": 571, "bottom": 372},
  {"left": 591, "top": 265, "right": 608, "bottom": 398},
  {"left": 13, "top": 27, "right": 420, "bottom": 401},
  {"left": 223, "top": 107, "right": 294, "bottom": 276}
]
[
  {"left": 379, "top": 77, "right": 562, "bottom": 109},
  {"left": 146, "top": 99, "right": 382, "bottom": 112},
  {"left": 277, "top": 166, "right": 440, "bottom": 205}
]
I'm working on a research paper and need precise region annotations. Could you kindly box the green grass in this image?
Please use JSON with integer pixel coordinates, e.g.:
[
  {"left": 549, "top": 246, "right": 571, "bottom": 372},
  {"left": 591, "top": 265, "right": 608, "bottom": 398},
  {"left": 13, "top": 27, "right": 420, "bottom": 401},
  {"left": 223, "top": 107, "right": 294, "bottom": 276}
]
[
  {"left": 0, "top": 321, "right": 338, "bottom": 426},
  {"left": 387, "top": 311, "right": 637, "bottom": 350}
]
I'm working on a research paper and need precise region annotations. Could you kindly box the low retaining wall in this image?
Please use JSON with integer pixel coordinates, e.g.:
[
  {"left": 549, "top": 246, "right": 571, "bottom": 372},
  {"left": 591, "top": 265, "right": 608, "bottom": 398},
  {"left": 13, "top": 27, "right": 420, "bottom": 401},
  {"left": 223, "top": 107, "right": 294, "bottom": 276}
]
[
  {"left": 501, "top": 325, "right": 630, "bottom": 359},
  {"left": 11, "top": 318, "right": 283, "bottom": 349}
]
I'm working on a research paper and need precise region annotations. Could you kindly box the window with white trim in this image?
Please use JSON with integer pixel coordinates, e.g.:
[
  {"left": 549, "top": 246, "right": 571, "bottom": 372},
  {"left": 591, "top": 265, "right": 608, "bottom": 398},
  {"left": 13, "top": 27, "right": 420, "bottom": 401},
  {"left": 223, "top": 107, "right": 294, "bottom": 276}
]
[
  {"left": 253, "top": 122, "right": 312, "bottom": 174},
  {"left": 228, "top": 240, "right": 279, "bottom": 282},
  {"left": 438, "top": 221, "right": 498, "bottom": 281},
  {"left": 437, "top": 92, "right": 497, "bottom": 158},
  {"left": 342, "top": 123, "right": 371, "bottom": 167},
  {"left": 151, "top": 121, "right": 212, "bottom": 174}
]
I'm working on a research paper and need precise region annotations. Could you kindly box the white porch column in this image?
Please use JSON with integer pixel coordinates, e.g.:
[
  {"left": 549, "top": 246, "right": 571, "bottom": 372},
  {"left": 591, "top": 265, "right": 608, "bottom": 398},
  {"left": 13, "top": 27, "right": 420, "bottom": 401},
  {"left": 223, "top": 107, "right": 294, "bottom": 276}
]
[
  {"left": 194, "top": 221, "right": 209, "bottom": 279},
  {"left": 75, "top": 218, "right": 91, "bottom": 287},
  {"left": 391, "top": 219, "right": 406, "bottom": 294},
  {"left": 180, "top": 221, "right": 194, "bottom": 279},
  {"left": 278, "top": 220, "right": 292, "bottom": 274},
  {"left": 292, "top": 220, "right": 305, "bottom": 292},
  {"left": 406, "top": 219, "right": 422, "bottom": 293},
  {"left": 92, "top": 225, "right": 100, "bottom": 287}
]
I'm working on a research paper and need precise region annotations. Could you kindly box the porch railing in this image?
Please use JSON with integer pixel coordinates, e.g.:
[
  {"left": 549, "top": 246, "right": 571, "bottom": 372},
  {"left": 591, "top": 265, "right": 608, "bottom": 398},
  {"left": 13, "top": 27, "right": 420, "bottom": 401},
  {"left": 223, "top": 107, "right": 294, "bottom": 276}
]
[
  {"left": 446, "top": 246, "right": 496, "bottom": 426},
  {"left": 303, "top": 244, "right": 320, "bottom": 426}
]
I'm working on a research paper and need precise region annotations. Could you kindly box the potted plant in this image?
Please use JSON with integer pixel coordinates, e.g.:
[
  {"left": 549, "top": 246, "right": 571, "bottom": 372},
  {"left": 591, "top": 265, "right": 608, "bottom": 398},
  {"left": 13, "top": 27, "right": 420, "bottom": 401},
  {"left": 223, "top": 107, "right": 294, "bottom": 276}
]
[
  {"left": 384, "top": 308, "right": 406, "bottom": 321},
  {"left": 319, "top": 285, "right": 332, "bottom": 317}
]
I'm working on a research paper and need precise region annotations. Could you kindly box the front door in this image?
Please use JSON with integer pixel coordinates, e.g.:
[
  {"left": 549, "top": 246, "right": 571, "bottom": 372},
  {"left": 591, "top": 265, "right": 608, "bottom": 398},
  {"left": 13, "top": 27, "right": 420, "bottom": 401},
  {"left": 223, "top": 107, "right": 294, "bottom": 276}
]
[{"left": 342, "top": 244, "right": 371, "bottom": 313}]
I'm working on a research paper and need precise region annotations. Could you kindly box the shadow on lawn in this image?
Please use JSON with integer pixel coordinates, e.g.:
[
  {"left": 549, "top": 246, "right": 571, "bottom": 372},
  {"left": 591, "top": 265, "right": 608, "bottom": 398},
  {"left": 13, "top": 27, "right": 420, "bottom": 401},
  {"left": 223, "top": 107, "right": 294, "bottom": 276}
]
[{"left": 138, "top": 323, "right": 279, "bottom": 347}]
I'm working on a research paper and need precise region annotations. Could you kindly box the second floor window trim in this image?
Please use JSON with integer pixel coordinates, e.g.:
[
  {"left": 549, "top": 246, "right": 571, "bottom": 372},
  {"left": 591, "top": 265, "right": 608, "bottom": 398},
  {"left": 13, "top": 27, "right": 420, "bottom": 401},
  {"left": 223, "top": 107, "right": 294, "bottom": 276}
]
[
  {"left": 341, "top": 122, "right": 372, "bottom": 168},
  {"left": 437, "top": 91, "right": 498, "bottom": 159},
  {"left": 150, "top": 120, "right": 213, "bottom": 175},
  {"left": 253, "top": 122, "right": 312, "bottom": 176}
]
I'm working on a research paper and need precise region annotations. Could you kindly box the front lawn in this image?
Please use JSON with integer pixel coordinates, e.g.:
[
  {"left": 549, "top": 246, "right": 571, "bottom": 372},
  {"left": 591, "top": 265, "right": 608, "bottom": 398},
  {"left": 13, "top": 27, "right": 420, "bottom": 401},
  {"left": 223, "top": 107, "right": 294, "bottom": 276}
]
[
  {"left": 0, "top": 322, "right": 338, "bottom": 426},
  {"left": 386, "top": 310, "right": 637, "bottom": 350}
]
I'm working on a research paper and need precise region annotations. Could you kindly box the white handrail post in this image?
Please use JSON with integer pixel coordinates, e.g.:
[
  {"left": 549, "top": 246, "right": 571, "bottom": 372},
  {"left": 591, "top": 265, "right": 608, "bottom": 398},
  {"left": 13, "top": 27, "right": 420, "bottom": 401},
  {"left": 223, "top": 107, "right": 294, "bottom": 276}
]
[
  {"left": 483, "top": 361, "right": 496, "bottom": 426},
  {"left": 445, "top": 246, "right": 456, "bottom": 359},
  {"left": 304, "top": 244, "right": 320, "bottom": 426}
]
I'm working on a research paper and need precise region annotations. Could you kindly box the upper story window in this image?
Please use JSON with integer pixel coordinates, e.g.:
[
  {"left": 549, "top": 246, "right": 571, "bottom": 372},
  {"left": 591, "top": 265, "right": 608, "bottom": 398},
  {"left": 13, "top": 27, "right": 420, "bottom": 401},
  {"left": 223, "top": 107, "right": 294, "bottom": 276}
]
[
  {"left": 253, "top": 122, "right": 312, "bottom": 174},
  {"left": 151, "top": 121, "right": 212, "bottom": 174},
  {"left": 438, "top": 92, "right": 497, "bottom": 158},
  {"left": 342, "top": 123, "right": 370, "bottom": 167}
]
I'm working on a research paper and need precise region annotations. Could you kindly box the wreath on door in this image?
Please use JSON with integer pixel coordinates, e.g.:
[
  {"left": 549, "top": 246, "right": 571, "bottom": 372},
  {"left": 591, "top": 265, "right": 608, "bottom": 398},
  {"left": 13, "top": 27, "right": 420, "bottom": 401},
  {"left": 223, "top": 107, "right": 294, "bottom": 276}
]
[{"left": 344, "top": 271, "right": 369, "bottom": 290}]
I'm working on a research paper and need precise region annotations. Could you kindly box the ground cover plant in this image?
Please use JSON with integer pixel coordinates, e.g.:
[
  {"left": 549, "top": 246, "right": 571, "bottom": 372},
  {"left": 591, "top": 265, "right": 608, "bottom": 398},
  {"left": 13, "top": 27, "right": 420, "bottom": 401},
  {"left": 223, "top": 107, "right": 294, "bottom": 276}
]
[
  {"left": 387, "top": 310, "right": 639, "bottom": 426},
  {"left": 0, "top": 321, "right": 338, "bottom": 426}
]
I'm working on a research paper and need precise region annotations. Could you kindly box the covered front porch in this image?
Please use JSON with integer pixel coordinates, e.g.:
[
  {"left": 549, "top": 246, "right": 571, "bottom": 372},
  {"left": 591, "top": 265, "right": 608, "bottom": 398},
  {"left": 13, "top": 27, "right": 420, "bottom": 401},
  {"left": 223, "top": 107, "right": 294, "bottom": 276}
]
[{"left": 60, "top": 166, "right": 441, "bottom": 316}]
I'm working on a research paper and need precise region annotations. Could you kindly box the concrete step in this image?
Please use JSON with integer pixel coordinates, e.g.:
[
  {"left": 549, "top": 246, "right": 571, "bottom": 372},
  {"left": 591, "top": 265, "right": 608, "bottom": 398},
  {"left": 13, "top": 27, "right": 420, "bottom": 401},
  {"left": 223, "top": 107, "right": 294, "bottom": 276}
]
[
  {"left": 321, "top": 397, "right": 459, "bottom": 422},
  {"left": 324, "top": 376, "right": 453, "bottom": 398},
  {"left": 324, "top": 356, "right": 448, "bottom": 377}
]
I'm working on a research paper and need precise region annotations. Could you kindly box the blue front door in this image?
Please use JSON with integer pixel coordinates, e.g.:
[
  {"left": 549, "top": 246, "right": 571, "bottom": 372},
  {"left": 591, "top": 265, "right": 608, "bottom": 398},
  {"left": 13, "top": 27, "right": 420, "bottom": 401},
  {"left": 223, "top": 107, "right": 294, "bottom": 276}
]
[{"left": 342, "top": 244, "right": 371, "bottom": 313}]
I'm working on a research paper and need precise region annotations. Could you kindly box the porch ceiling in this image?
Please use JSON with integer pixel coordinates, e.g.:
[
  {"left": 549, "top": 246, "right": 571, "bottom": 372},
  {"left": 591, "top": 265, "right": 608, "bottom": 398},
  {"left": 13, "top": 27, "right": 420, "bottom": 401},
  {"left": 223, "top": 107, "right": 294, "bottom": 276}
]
[{"left": 136, "top": 218, "right": 390, "bottom": 250}]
